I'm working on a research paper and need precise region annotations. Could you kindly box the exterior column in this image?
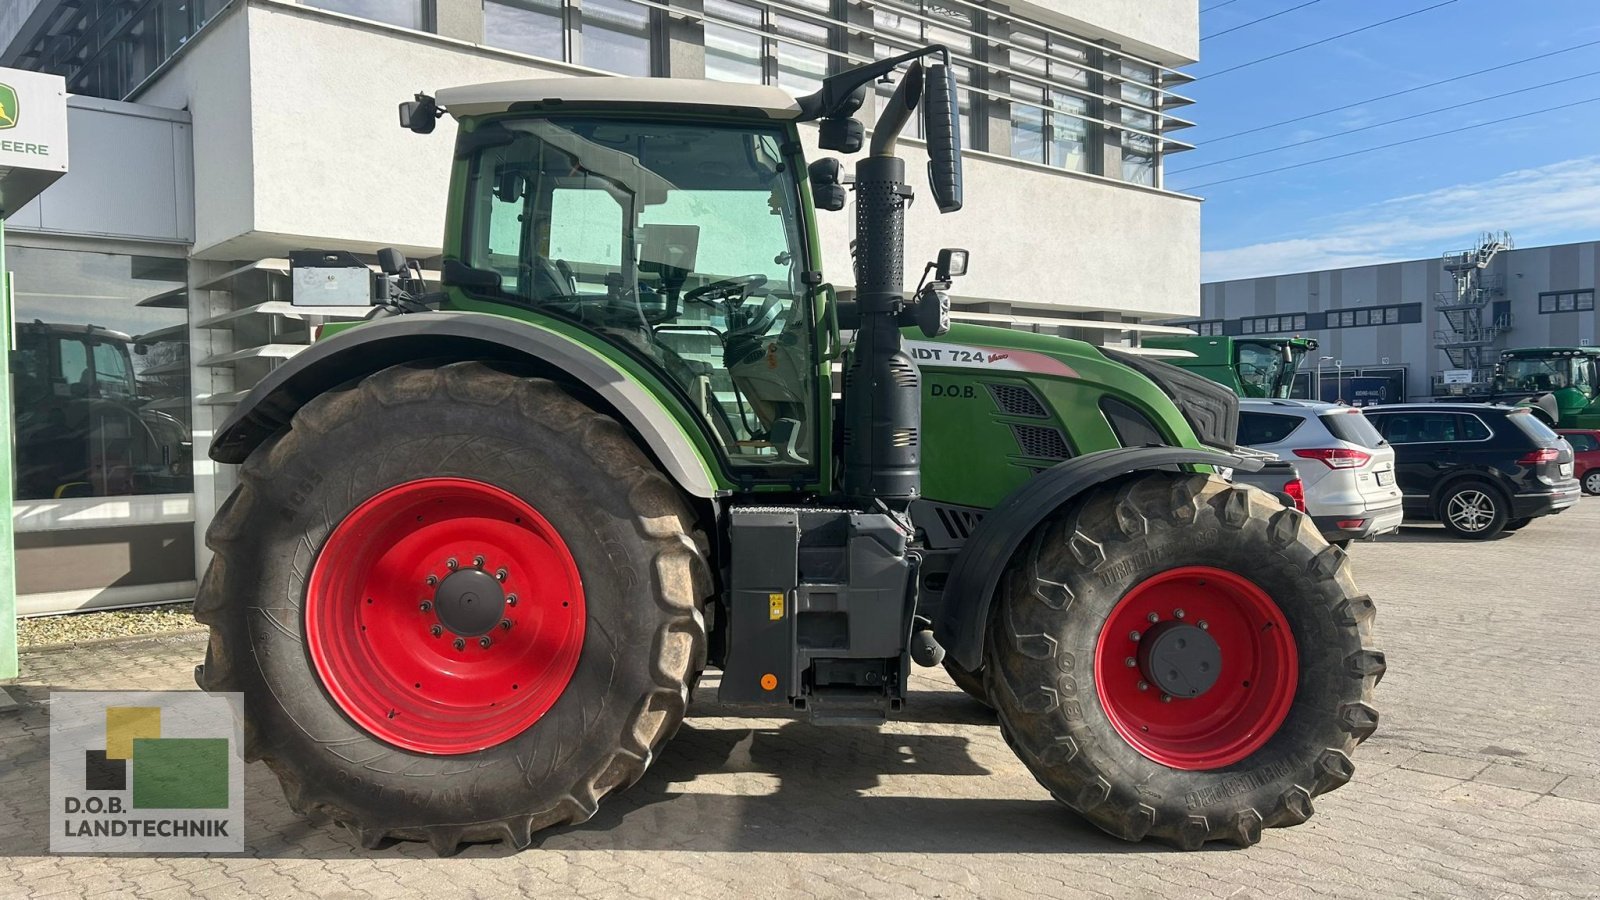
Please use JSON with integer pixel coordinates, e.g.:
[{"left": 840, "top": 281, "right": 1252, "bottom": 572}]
[
  {"left": 433, "top": 0, "right": 484, "bottom": 43},
  {"left": 662, "top": 0, "right": 705, "bottom": 78}
]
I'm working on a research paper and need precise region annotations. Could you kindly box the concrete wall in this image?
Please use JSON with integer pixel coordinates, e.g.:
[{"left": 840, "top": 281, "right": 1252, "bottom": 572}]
[
  {"left": 139, "top": 0, "right": 1202, "bottom": 319},
  {"left": 1021, "top": 0, "right": 1199, "bottom": 64},
  {"left": 1197, "top": 241, "right": 1600, "bottom": 399}
]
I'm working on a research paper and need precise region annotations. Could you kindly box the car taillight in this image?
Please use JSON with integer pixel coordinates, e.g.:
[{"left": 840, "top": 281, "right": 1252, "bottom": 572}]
[
  {"left": 1518, "top": 448, "right": 1559, "bottom": 465},
  {"left": 1283, "top": 478, "right": 1306, "bottom": 512},
  {"left": 1293, "top": 448, "right": 1371, "bottom": 469}
]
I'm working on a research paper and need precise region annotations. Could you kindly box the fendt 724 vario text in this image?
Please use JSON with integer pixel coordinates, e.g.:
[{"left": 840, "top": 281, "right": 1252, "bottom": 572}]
[{"left": 195, "top": 47, "right": 1383, "bottom": 854}]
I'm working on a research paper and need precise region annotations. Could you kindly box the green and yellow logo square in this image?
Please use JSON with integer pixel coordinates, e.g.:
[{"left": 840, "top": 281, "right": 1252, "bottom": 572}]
[{"left": 0, "top": 83, "right": 17, "bottom": 130}]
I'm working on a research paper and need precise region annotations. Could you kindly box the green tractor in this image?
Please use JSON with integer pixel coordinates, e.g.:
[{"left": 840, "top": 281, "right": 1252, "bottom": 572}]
[
  {"left": 1143, "top": 335, "right": 1319, "bottom": 399},
  {"left": 1493, "top": 347, "right": 1600, "bottom": 429},
  {"left": 195, "top": 48, "right": 1381, "bottom": 854}
]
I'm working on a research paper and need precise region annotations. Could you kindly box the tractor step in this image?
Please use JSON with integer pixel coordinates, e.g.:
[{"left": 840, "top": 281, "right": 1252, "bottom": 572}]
[{"left": 801, "top": 687, "right": 899, "bottom": 726}]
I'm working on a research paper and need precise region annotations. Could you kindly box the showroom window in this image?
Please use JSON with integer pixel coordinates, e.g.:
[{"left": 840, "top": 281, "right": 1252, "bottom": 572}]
[
  {"left": 485, "top": 0, "right": 653, "bottom": 75},
  {"left": 1118, "top": 60, "right": 1159, "bottom": 186},
  {"left": 8, "top": 245, "right": 193, "bottom": 502}
]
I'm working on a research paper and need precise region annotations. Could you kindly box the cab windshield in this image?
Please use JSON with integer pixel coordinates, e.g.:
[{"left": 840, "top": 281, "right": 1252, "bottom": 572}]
[
  {"left": 1235, "top": 341, "right": 1291, "bottom": 397},
  {"left": 1502, "top": 357, "right": 1595, "bottom": 395},
  {"left": 460, "top": 117, "right": 817, "bottom": 471}
]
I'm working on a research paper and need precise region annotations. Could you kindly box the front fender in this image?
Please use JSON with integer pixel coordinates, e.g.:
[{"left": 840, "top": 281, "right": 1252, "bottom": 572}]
[
  {"left": 210, "top": 311, "right": 723, "bottom": 498},
  {"left": 936, "top": 447, "right": 1258, "bottom": 670}
]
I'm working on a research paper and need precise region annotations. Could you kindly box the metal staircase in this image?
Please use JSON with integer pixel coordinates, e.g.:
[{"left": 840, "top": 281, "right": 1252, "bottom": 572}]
[{"left": 1432, "top": 231, "right": 1512, "bottom": 396}]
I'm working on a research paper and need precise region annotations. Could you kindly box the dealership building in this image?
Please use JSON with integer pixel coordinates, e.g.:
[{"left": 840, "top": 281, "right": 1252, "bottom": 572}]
[
  {"left": 1179, "top": 237, "right": 1600, "bottom": 403},
  {"left": 0, "top": 0, "right": 1202, "bottom": 614}
]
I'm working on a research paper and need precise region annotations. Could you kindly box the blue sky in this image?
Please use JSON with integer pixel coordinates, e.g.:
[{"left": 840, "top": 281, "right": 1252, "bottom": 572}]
[{"left": 1179, "top": 0, "right": 1600, "bottom": 282}]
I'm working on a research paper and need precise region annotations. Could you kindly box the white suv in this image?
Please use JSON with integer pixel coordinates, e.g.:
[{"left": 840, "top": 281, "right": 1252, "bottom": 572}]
[{"left": 1237, "top": 399, "right": 1404, "bottom": 545}]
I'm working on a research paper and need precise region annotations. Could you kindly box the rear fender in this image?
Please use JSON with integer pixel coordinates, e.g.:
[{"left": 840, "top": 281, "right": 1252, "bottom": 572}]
[
  {"left": 209, "top": 311, "right": 723, "bottom": 498},
  {"left": 936, "top": 446, "right": 1257, "bottom": 670}
]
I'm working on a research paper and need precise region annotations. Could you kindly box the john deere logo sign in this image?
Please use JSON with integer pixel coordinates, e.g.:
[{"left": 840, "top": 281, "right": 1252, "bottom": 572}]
[{"left": 0, "top": 83, "right": 16, "bottom": 129}]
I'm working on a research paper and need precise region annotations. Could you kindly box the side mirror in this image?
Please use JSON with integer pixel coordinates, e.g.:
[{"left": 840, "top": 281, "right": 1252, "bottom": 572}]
[
  {"left": 494, "top": 170, "right": 524, "bottom": 204},
  {"left": 922, "top": 63, "right": 963, "bottom": 213},
  {"left": 377, "top": 248, "right": 408, "bottom": 276},
  {"left": 399, "top": 94, "right": 440, "bottom": 134},
  {"left": 808, "top": 158, "right": 848, "bottom": 212},
  {"left": 916, "top": 288, "right": 950, "bottom": 338},
  {"left": 935, "top": 248, "right": 968, "bottom": 280}
]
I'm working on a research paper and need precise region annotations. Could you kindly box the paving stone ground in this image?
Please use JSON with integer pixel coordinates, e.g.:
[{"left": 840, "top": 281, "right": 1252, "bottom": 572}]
[{"left": 2, "top": 498, "right": 1598, "bottom": 898}]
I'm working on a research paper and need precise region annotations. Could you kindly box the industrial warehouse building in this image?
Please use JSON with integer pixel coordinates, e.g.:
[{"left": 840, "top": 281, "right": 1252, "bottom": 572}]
[
  {"left": 0, "top": 0, "right": 1202, "bottom": 613},
  {"left": 1178, "top": 237, "right": 1600, "bottom": 403}
]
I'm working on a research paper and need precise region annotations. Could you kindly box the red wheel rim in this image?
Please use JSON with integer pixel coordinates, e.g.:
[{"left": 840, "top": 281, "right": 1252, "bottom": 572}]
[
  {"left": 305, "top": 478, "right": 585, "bottom": 755},
  {"left": 1093, "top": 566, "right": 1297, "bottom": 770}
]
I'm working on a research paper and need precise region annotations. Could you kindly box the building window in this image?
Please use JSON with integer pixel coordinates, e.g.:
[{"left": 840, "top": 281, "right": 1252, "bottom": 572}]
[
  {"left": 303, "top": 0, "right": 427, "bottom": 30},
  {"left": 1538, "top": 289, "right": 1595, "bottom": 313},
  {"left": 484, "top": 0, "right": 654, "bottom": 75},
  {"left": 704, "top": 0, "right": 831, "bottom": 96},
  {"left": 1118, "top": 60, "right": 1159, "bottom": 186},
  {"left": 1010, "top": 24, "right": 1095, "bottom": 173},
  {"left": 485, "top": 0, "right": 565, "bottom": 61},
  {"left": 8, "top": 246, "right": 193, "bottom": 502}
]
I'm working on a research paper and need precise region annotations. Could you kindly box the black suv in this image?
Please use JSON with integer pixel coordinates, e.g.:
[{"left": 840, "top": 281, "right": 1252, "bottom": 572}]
[{"left": 1362, "top": 404, "right": 1580, "bottom": 539}]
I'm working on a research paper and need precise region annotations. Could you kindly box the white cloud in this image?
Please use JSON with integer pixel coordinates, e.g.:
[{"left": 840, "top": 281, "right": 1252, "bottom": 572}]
[{"left": 1202, "top": 156, "right": 1600, "bottom": 281}]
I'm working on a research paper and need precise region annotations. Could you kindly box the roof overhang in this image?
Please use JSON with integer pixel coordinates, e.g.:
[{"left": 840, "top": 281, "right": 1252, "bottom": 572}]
[{"left": 437, "top": 77, "right": 804, "bottom": 121}]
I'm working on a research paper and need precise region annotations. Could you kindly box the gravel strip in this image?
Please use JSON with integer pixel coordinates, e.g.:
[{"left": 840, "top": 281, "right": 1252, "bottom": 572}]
[{"left": 16, "top": 602, "right": 201, "bottom": 650}]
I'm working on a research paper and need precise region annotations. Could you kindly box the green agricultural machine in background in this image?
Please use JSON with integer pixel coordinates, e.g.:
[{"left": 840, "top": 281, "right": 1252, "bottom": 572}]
[
  {"left": 1144, "top": 334, "right": 1319, "bottom": 399},
  {"left": 194, "top": 47, "right": 1382, "bottom": 855},
  {"left": 1492, "top": 347, "right": 1600, "bottom": 428}
]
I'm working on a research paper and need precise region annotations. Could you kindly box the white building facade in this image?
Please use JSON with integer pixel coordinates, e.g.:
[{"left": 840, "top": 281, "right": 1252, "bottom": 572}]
[{"left": 1, "top": 0, "right": 1200, "bottom": 612}]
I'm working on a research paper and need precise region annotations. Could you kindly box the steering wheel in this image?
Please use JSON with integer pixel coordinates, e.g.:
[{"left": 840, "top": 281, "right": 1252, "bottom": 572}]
[{"left": 684, "top": 274, "right": 769, "bottom": 307}]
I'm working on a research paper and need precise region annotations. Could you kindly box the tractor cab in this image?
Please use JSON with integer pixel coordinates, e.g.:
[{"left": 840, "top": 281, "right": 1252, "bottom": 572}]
[
  {"left": 1494, "top": 347, "right": 1600, "bottom": 427},
  {"left": 443, "top": 102, "right": 823, "bottom": 468}
]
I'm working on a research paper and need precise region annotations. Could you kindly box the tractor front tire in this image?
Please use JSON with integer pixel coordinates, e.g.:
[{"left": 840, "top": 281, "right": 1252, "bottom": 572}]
[
  {"left": 195, "top": 362, "right": 709, "bottom": 854},
  {"left": 986, "top": 473, "right": 1382, "bottom": 850}
]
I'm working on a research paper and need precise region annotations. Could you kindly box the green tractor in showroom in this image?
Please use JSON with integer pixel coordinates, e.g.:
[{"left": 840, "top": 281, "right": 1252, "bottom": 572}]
[{"left": 195, "top": 46, "right": 1381, "bottom": 854}]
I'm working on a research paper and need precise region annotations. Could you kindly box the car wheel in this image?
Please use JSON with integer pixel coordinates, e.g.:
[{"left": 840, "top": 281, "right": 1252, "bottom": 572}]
[
  {"left": 1584, "top": 471, "right": 1600, "bottom": 496},
  {"left": 1438, "top": 481, "right": 1508, "bottom": 540}
]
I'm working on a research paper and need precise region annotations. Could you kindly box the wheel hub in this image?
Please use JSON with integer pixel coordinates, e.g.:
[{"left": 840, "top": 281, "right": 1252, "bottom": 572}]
[
  {"left": 433, "top": 567, "right": 506, "bottom": 637},
  {"left": 1137, "top": 621, "right": 1221, "bottom": 699}
]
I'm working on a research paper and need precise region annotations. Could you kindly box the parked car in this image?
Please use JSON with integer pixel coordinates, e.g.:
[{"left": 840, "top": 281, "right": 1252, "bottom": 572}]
[
  {"left": 1557, "top": 429, "right": 1600, "bottom": 495},
  {"left": 1363, "top": 403, "right": 1581, "bottom": 539},
  {"left": 1236, "top": 399, "right": 1403, "bottom": 546}
]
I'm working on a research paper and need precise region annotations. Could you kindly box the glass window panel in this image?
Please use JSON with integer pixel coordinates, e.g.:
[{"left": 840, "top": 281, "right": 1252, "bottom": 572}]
[
  {"left": 1580, "top": 291, "right": 1595, "bottom": 311},
  {"left": 485, "top": 0, "right": 566, "bottom": 61},
  {"left": 704, "top": 0, "right": 763, "bottom": 85},
  {"left": 1010, "top": 84, "right": 1046, "bottom": 164},
  {"left": 10, "top": 246, "right": 193, "bottom": 501},
  {"left": 774, "top": 15, "right": 829, "bottom": 96},
  {"left": 1559, "top": 293, "right": 1577, "bottom": 311},
  {"left": 582, "top": 0, "right": 651, "bottom": 76},
  {"left": 1539, "top": 295, "right": 1556, "bottom": 312},
  {"left": 303, "top": 0, "right": 425, "bottom": 30},
  {"left": 1384, "top": 307, "right": 1399, "bottom": 324},
  {"left": 1048, "top": 91, "right": 1089, "bottom": 172},
  {"left": 1010, "top": 24, "right": 1049, "bottom": 74}
]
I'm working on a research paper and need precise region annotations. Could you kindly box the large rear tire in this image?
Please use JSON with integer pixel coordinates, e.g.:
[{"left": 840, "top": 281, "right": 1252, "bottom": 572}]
[
  {"left": 986, "top": 474, "right": 1382, "bottom": 849},
  {"left": 195, "top": 362, "right": 710, "bottom": 854}
]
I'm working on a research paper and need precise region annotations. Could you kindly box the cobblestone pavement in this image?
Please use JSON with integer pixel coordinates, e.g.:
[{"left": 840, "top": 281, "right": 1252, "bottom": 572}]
[{"left": 2, "top": 499, "right": 1598, "bottom": 898}]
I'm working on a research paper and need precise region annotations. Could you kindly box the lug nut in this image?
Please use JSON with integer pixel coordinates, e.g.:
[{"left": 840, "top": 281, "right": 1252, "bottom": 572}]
[
  {"left": 1198, "top": 620, "right": 1209, "bottom": 631},
  {"left": 1124, "top": 656, "right": 1137, "bottom": 668},
  {"left": 1161, "top": 694, "right": 1172, "bottom": 703},
  {"left": 419, "top": 600, "right": 432, "bottom": 613},
  {"left": 1173, "top": 608, "right": 1186, "bottom": 620},
  {"left": 506, "top": 594, "right": 518, "bottom": 607},
  {"left": 500, "top": 618, "right": 513, "bottom": 631},
  {"left": 424, "top": 574, "right": 438, "bottom": 586},
  {"left": 430, "top": 625, "right": 443, "bottom": 638},
  {"left": 1129, "top": 630, "right": 1141, "bottom": 642},
  {"left": 453, "top": 637, "right": 466, "bottom": 651},
  {"left": 1147, "top": 612, "right": 1159, "bottom": 623},
  {"left": 473, "top": 555, "right": 485, "bottom": 568},
  {"left": 479, "top": 636, "right": 492, "bottom": 649},
  {"left": 1137, "top": 681, "right": 1149, "bottom": 692},
  {"left": 446, "top": 557, "right": 458, "bottom": 571},
  {"left": 495, "top": 568, "right": 508, "bottom": 582}
]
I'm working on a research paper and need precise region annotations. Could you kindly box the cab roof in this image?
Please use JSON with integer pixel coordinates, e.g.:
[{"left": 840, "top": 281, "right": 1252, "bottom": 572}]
[{"left": 437, "top": 77, "right": 805, "bottom": 121}]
